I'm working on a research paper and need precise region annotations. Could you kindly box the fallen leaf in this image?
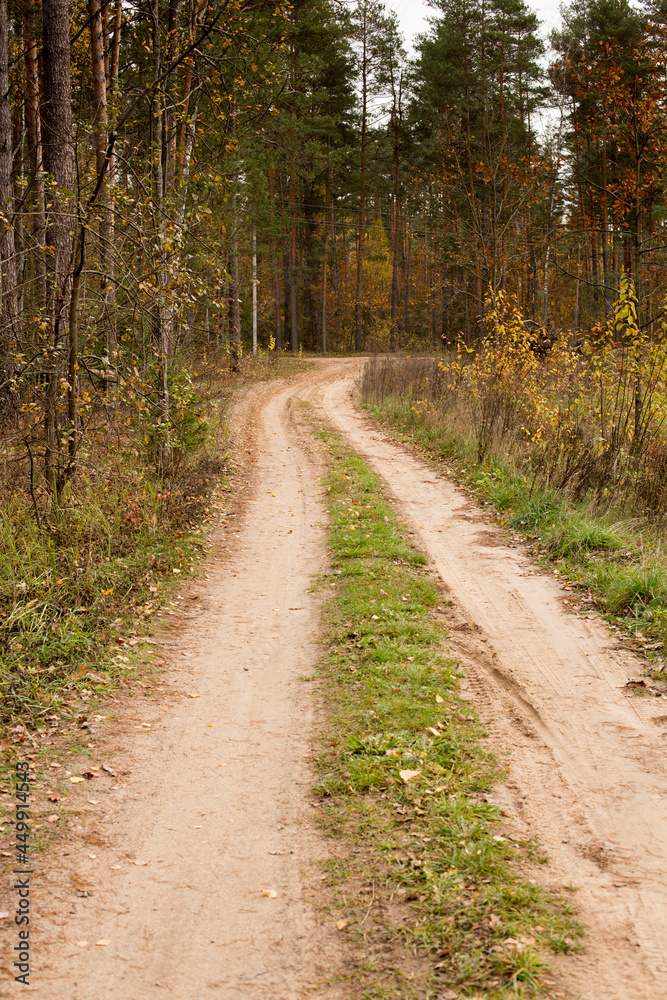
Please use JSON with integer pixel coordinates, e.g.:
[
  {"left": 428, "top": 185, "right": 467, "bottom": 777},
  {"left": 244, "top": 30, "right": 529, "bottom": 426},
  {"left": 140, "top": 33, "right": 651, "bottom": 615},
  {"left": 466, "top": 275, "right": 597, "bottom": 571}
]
[
  {"left": 0, "top": 912, "right": 10, "bottom": 920},
  {"left": 426, "top": 727, "right": 440, "bottom": 737},
  {"left": 75, "top": 941, "right": 89, "bottom": 948},
  {"left": 95, "top": 940, "right": 111, "bottom": 947},
  {"left": 49, "top": 763, "right": 62, "bottom": 769},
  {"left": 435, "top": 694, "right": 444, "bottom": 704},
  {"left": 261, "top": 888, "right": 278, "bottom": 898},
  {"left": 82, "top": 771, "right": 96, "bottom": 779},
  {"left": 336, "top": 919, "right": 349, "bottom": 930},
  {"left": 101, "top": 764, "right": 116, "bottom": 776},
  {"left": 69, "top": 776, "right": 85, "bottom": 784},
  {"left": 133, "top": 860, "right": 151, "bottom": 866},
  {"left": 47, "top": 793, "right": 60, "bottom": 802},
  {"left": 188, "top": 693, "right": 201, "bottom": 699},
  {"left": 399, "top": 769, "right": 422, "bottom": 784},
  {"left": 110, "top": 865, "right": 121, "bottom": 870},
  {"left": 371, "top": 614, "right": 379, "bottom": 620},
  {"left": 46, "top": 815, "right": 59, "bottom": 823},
  {"left": 88, "top": 854, "right": 97, "bottom": 860}
]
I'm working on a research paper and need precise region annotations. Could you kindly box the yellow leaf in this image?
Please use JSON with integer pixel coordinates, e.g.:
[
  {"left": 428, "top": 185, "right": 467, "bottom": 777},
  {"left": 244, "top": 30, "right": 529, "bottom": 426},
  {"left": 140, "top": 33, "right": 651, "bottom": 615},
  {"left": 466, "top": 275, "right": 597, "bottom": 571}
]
[
  {"left": 69, "top": 776, "right": 85, "bottom": 784},
  {"left": 261, "top": 888, "right": 278, "bottom": 898},
  {"left": 399, "top": 769, "right": 422, "bottom": 783},
  {"left": 435, "top": 694, "right": 444, "bottom": 704},
  {"left": 336, "top": 919, "right": 349, "bottom": 930}
]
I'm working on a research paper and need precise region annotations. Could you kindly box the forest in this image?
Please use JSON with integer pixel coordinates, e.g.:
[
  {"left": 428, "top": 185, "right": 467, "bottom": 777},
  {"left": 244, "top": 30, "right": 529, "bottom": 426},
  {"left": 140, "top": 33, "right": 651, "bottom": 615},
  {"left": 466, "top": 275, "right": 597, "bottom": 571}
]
[
  {"left": 5, "top": 0, "right": 667, "bottom": 475},
  {"left": 2, "top": 0, "right": 667, "bottom": 715},
  {"left": 3, "top": 4, "right": 667, "bottom": 994}
]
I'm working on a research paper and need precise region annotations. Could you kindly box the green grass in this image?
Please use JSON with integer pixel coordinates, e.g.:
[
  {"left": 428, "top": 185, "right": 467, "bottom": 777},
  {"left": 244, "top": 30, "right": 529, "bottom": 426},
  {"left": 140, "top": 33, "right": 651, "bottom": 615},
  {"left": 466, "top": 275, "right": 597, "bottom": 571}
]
[
  {"left": 0, "top": 464, "right": 213, "bottom": 734},
  {"left": 313, "top": 424, "right": 582, "bottom": 1000},
  {"left": 363, "top": 391, "right": 667, "bottom": 673}
]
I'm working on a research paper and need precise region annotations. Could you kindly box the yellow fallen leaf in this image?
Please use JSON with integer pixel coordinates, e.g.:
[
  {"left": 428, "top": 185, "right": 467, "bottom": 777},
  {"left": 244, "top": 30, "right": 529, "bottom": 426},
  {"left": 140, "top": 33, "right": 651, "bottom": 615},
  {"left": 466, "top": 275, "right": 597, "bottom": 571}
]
[
  {"left": 261, "top": 888, "right": 278, "bottom": 898},
  {"left": 399, "top": 769, "right": 422, "bottom": 784},
  {"left": 427, "top": 727, "right": 440, "bottom": 737},
  {"left": 70, "top": 776, "right": 85, "bottom": 784},
  {"left": 435, "top": 694, "right": 444, "bottom": 704},
  {"left": 188, "top": 693, "right": 201, "bottom": 699},
  {"left": 336, "top": 919, "right": 349, "bottom": 930}
]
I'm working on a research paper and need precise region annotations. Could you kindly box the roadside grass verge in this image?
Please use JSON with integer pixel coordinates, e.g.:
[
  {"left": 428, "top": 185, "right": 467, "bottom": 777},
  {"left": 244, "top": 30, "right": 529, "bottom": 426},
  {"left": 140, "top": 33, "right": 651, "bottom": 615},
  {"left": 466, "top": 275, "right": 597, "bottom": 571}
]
[
  {"left": 314, "top": 425, "right": 581, "bottom": 999},
  {"left": 361, "top": 361, "right": 667, "bottom": 676}
]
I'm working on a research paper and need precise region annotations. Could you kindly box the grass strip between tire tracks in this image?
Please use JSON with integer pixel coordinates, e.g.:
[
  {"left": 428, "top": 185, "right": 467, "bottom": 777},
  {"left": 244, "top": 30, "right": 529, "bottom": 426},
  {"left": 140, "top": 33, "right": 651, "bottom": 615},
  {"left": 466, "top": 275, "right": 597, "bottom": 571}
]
[{"left": 313, "top": 421, "right": 582, "bottom": 1000}]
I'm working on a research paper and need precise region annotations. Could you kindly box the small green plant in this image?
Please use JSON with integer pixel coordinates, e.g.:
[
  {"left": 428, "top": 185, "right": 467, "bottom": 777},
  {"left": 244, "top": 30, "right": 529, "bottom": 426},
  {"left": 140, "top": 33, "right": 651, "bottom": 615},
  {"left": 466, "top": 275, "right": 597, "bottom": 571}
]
[{"left": 313, "top": 424, "right": 582, "bottom": 999}]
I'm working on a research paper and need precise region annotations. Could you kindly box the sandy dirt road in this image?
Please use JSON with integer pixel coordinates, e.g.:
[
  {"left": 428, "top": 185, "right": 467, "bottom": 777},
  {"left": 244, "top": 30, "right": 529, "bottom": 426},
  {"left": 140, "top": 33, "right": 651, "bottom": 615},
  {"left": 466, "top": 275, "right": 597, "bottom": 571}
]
[
  {"left": 6, "top": 365, "right": 354, "bottom": 1000},
  {"left": 5, "top": 358, "right": 667, "bottom": 1000},
  {"left": 314, "top": 363, "right": 667, "bottom": 1000}
]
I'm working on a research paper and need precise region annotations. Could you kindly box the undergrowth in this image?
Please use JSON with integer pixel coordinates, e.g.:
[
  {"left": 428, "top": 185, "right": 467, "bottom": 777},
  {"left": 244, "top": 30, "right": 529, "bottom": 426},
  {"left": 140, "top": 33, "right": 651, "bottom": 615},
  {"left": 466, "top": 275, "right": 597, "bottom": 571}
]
[{"left": 314, "top": 425, "right": 581, "bottom": 999}]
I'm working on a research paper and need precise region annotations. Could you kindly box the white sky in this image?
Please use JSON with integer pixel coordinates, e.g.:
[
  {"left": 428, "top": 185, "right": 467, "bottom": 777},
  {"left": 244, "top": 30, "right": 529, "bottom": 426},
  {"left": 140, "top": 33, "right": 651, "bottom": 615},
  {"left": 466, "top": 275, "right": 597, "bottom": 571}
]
[{"left": 385, "top": 0, "right": 564, "bottom": 52}]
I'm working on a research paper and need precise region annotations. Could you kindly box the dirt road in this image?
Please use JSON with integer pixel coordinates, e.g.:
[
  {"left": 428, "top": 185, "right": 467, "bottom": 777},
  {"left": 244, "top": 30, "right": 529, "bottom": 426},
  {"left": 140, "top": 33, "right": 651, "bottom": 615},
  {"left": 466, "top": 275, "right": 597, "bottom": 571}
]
[
  {"left": 316, "top": 364, "right": 667, "bottom": 1000},
  {"left": 11, "top": 367, "right": 350, "bottom": 1000},
  {"left": 7, "top": 358, "right": 667, "bottom": 1000}
]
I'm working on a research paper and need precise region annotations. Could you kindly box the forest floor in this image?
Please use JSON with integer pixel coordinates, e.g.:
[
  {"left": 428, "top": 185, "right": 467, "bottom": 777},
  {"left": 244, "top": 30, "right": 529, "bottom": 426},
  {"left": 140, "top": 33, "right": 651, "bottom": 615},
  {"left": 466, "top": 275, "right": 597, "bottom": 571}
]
[{"left": 1, "top": 358, "right": 666, "bottom": 1000}]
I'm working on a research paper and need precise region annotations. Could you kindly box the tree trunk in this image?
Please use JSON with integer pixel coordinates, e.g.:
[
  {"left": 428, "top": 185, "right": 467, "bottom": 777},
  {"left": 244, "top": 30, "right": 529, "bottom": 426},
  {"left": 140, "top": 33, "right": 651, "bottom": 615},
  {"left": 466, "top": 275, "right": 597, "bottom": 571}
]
[
  {"left": 229, "top": 181, "right": 241, "bottom": 369},
  {"left": 41, "top": 0, "right": 74, "bottom": 491},
  {"left": 24, "top": 10, "right": 46, "bottom": 310},
  {"left": 268, "top": 168, "right": 282, "bottom": 350},
  {"left": 252, "top": 229, "right": 257, "bottom": 356},
  {"left": 165, "top": 0, "right": 182, "bottom": 195},
  {"left": 289, "top": 170, "right": 298, "bottom": 353},
  {"left": 354, "top": 19, "right": 368, "bottom": 352},
  {"left": 321, "top": 210, "right": 328, "bottom": 353},
  {"left": 403, "top": 202, "right": 410, "bottom": 341},
  {"left": 0, "top": 0, "right": 16, "bottom": 337},
  {"left": 88, "top": 0, "right": 117, "bottom": 366}
]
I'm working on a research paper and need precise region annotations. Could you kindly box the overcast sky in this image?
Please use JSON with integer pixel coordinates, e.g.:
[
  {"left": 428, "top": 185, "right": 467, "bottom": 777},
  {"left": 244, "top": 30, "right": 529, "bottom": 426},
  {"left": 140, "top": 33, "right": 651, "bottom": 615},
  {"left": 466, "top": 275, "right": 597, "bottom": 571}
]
[{"left": 385, "top": 0, "right": 564, "bottom": 52}]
